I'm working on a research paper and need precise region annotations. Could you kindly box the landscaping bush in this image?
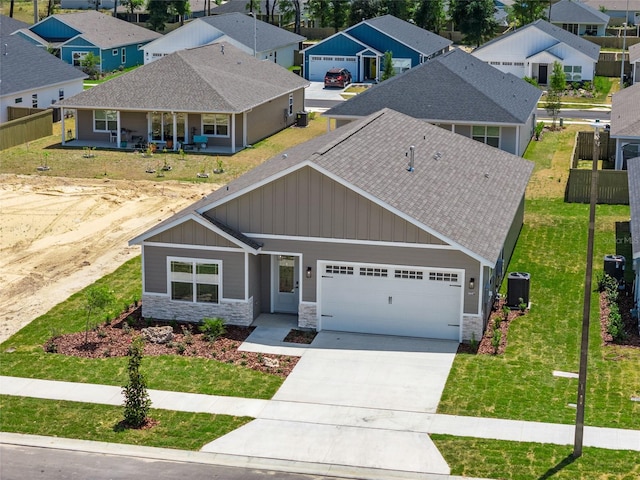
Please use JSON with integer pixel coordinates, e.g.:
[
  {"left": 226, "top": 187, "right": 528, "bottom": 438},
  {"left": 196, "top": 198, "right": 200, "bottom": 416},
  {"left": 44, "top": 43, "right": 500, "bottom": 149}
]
[{"left": 200, "top": 317, "right": 226, "bottom": 342}]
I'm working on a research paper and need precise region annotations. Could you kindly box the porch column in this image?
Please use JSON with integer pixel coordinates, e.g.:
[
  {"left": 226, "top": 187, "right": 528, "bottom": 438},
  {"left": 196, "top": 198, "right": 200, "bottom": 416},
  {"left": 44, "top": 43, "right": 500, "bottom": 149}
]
[
  {"left": 172, "top": 112, "right": 177, "bottom": 151},
  {"left": 61, "top": 110, "right": 66, "bottom": 146},
  {"left": 147, "top": 113, "right": 152, "bottom": 144},
  {"left": 116, "top": 110, "right": 121, "bottom": 147},
  {"left": 327, "top": 117, "right": 331, "bottom": 133},
  {"left": 231, "top": 113, "right": 236, "bottom": 154},
  {"left": 184, "top": 115, "right": 189, "bottom": 144},
  {"left": 242, "top": 111, "right": 247, "bottom": 147}
]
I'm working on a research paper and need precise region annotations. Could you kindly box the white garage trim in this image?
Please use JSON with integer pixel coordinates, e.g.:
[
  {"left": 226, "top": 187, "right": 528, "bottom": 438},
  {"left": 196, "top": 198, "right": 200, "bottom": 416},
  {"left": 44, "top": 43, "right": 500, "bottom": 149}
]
[
  {"left": 308, "top": 55, "right": 357, "bottom": 82},
  {"left": 317, "top": 260, "right": 464, "bottom": 341}
]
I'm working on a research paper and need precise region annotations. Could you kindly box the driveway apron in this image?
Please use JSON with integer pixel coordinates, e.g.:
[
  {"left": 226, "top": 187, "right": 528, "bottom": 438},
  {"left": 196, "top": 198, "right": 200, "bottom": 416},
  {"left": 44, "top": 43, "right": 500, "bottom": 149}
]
[{"left": 202, "top": 330, "right": 457, "bottom": 476}]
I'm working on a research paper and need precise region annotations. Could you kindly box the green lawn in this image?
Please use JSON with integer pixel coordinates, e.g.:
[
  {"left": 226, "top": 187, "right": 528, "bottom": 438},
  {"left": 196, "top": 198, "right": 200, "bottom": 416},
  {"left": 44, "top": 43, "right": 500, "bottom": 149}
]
[
  {"left": 432, "top": 435, "right": 640, "bottom": 480},
  {"left": 0, "top": 257, "right": 283, "bottom": 400},
  {"left": 438, "top": 128, "right": 640, "bottom": 430},
  {"left": 0, "top": 395, "right": 251, "bottom": 451}
]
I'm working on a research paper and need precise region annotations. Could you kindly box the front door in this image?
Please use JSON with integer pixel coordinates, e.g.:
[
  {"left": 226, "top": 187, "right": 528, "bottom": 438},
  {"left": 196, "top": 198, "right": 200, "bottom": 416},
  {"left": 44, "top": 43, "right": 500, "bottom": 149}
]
[
  {"left": 273, "top": 255, "right": 299, "bottom": 313},
  {"left": 538, "top": 64, "right": 548, "bottom": 84}
]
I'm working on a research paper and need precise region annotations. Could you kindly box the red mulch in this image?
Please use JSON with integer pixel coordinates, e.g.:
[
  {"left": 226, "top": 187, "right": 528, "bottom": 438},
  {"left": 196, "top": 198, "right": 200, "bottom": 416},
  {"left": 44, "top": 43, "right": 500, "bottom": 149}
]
[
  {"left": 44, "top": 305, "right": 300, "bottom": 377},
  {"left": 457, "top": 298, "right": 526, "bottom": 355},
  {"left": 599, "top": 291, "right": 640, "bottom": 349}
]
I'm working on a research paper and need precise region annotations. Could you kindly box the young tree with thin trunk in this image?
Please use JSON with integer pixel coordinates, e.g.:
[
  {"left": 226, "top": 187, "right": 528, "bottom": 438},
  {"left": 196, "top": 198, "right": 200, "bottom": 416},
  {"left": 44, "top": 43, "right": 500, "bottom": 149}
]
[
  {"left": 545, "top": 61, "right": 566, "bottom": 128},
  {"left": 381, "top": 50, "right": 395, "bottom": 81}
]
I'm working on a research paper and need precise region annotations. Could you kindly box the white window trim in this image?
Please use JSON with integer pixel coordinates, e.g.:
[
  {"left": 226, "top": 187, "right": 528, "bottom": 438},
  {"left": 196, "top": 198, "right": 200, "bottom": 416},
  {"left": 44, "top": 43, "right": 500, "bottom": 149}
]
[
  {"left": 112, "top": 48, "right": 118, "bottom": 56},
  {"left": 472, "top": 125, "right": 500, "bottom": 148},
  {"left": 167, "top": 256, "right": 223, "bottom": 304},
  {"left": 288, "top": 94, "right": 294, "bottom": 116},
  {"left": 93, "top": 109, "right": 118, "bottom": 133},
  {"left": 201, "top": 114, "right": 230, "bottom": 138},
  {"left": 121, "top": 47, "right": 126, "bottom": 64}
]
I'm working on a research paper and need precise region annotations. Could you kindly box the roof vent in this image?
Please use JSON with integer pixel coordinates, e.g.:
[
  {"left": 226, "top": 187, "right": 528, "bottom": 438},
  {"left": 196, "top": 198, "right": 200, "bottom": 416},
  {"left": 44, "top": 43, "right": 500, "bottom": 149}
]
[
  {"left": 433, "top": 151, "right": 442, "bottom": 160},
  {"left": 407, "top": 145, "right": 415, "bottom": 172},
  {"left": 221, "top": 44, "right": 225, "bottom": 54},
  {"left": 3, "top": 44, "right": 7, "bottom": 56}
]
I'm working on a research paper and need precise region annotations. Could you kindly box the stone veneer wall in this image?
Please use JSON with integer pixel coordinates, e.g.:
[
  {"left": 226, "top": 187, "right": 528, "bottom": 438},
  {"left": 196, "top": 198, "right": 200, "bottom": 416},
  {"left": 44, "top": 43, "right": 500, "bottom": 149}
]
[
  {"left": 142, "top": 295, "right": 253, "bottom": 326},
  {"left": 298, "top": 302, "right": 317, "bottom": 329},
  {"left": 462, "top": 315, "right": 483, "bottom": 343}
]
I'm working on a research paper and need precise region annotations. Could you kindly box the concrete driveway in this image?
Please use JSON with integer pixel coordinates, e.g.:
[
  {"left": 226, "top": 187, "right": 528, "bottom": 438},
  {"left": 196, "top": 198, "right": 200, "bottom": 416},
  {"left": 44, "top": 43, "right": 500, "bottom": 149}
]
[{"left": 202, "top": 328, "right": 458, "bottom": 476}]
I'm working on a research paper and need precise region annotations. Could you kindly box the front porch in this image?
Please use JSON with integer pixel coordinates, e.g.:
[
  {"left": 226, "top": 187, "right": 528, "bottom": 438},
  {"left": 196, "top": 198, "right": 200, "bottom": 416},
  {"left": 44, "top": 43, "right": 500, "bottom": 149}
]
[{"left": 62, "top": 138, "right": 241, "bottom": 155}]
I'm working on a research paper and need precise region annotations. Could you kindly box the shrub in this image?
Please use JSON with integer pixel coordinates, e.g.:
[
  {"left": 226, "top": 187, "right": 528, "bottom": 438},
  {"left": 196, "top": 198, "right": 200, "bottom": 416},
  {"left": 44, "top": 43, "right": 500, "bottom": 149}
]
[
  {"left": 491, "top": 327, "right": 501, "bottom": 354},
  {"left": 534, "top": 121, "right": 544, "bottom": 140},
  {"left": 122, "top": 336, "right": 151, "bottom": 428},
  {"left": 523, "top": 76, "right": 538, "bottom": 87},
  {"left": 200, "top": 317, "right": 226, "bottom": 341},
  {"left": 181, "top": 324, "right": 194, "bottom": 345}
]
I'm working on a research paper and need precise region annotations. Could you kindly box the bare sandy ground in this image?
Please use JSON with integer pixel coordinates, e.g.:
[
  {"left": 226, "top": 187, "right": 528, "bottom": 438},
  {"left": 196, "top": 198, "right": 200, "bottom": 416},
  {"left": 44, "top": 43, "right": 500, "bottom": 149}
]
[{"left": 0, "top": 174, "right": 216, "bottom": 343}]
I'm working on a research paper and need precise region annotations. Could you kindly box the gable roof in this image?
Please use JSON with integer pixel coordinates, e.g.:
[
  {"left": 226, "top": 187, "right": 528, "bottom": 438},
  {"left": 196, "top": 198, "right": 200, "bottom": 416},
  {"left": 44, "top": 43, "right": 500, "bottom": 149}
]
[
  {"left": 549, "top": 0, "right": 610, "bottom": 24},
  {"left": 56, "top": 42, "right": 308, "bottom": 112},
  {"left": 360, "top": 14, "right": 452, "bottom": 56},
  {"left": 0, "top": 34, "right": 87, "bottom": 97},
  {"left": 0, "top": 15, "right": 29, "bottom": 36},
  {"left": 474, "top": 19, "right": 600, "bottom": 61},
  {"left": 198, "top": 13, "right": 305, "bottom": 51},
  {"left": 133, "top": 109, "right": 534, "bottom": 266},
  {"left": 34, "top": 10, "right": 160, "bottom": 49},
  {"left": 325, "top": 48, "right": 541, "bottom": 125},
  {"left": 610, "top": 83, "right": 640, "bottom": 138},
  {"left": 627, "top": 157, "right": 640, "bottom": 259},
  {"left": 212, "top": 0, "right": 309, "bottom": 16}
]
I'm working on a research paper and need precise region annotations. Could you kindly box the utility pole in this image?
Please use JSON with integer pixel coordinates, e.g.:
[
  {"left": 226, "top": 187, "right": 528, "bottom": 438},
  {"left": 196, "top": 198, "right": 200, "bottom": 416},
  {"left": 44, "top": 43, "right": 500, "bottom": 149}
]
[{"left": 573, "top": 120, "right": 602, "bottom": 458}]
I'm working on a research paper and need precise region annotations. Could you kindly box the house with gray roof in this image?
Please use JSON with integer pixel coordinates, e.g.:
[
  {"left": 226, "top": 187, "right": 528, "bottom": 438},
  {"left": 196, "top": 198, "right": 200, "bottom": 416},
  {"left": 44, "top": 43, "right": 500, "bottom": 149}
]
[
  {"left": 301, "top": 14, "right": 452, "bottom": 82},
  {"left": 548, "top": 0, "right": 610, "bottom": 36},
  {"left": 14, "top": 10, "right": 160, "bottom": 72},
  {"left": 55, "top": 42, "right": 308, "bottom": 153},
  {"left": 142, "top": 12, "right": 305, "bottom": 68},
  {"left": 324, "top": 48, "right": 541, "bottom": 156},
  {"left": 625, "top": 156, "right": 640, "bottom": 330},
  {"left": 583, "top": 0, "right": 640, "bottom": 26},
  {"left": 0, "top": 14, "right": 29, "bottom": 35},
  {"left": 630, "top": 43, "right": 640, "bottom": 85},
  {"left": 611, "top": 83, "right": 640, "bottom": 170},
  {"left": 472, "top": 19, "right": 601, "bottom": 83},
  {"left": 0, "top": 33, "right": 87, "bottom": 123},
  {"left": 129, "top": 108, "right": 534, "bottom": 343}
]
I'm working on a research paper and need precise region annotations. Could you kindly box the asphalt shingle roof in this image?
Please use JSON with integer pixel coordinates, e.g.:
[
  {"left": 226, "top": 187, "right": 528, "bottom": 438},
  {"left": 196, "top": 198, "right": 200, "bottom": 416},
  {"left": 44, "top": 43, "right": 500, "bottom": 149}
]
[
  {"left": 0, "top": 34, "right": 87, "bottom": 96},
  {"left": 325, "top": 48, "right": 541, "bottom": 124},
  {"left": 136, "top": 109, "right": 533, "bottom": 266},
  {"left": 549, "top": 0, "right": 610, "bottom": 24},
  {"left": 199, "top": 12, "right": 305, "bottom": 51},
  {"left": 474, "top": 19, "right": 600, "bottom": 61},
  {"left": 40, "top": 10, "right": 160, "bottom": 49},
  {"left": 610, "top": 82, "right": 640, "bottom": 138},
  {"left": 364, "top": 14, "right": 452, "bottom": 56},
  {"left": 57, "top": 42, "right": 308, "bottom": 112},
  {"left": 630, "top": 43, "right": 640, "bottom": 63},
  {"left": 0, "top": 14, "right": 29, "bottom": 36}
]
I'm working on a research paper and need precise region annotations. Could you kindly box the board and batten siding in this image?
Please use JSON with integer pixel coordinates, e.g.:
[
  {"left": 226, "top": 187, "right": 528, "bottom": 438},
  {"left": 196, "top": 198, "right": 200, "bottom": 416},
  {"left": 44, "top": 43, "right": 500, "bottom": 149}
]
[
  {"left": 208, "top": 166, "right": 447, "bottom": 245},
  {"left": 147, "top": 219, "right": 240, "bottom": 248},
  {"left": 143, "top": 245, "right": 245, "bottom": 299},
  {"left": 258, "top": 238, "right": 480, "bottom": 314}
]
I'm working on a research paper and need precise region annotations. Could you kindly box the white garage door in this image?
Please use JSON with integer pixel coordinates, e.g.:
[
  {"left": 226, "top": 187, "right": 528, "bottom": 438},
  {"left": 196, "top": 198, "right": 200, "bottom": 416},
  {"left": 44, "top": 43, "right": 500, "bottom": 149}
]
[
  {"left": 319, "top": 262, "right": 462, "bottom": 340},
  {"left": 308, "top": 56, "right": 357, "bottom": 82}
]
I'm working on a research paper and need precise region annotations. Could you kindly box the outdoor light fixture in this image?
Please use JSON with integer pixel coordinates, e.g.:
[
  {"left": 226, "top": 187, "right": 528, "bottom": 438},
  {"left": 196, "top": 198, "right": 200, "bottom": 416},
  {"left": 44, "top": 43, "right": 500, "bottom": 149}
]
[
  {"left": 306, "top": 267, "right": 312, "bottom": 279},
  {"left": 469, "top": 278, "right": 475, "bottom": 290}
]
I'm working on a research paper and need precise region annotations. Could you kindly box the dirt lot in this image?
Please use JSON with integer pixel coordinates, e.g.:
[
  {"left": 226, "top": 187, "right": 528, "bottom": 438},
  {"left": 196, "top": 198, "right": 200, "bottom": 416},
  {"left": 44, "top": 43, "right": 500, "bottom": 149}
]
[{"left": 0, "top": 174, "right": 216, "bottom": 343}]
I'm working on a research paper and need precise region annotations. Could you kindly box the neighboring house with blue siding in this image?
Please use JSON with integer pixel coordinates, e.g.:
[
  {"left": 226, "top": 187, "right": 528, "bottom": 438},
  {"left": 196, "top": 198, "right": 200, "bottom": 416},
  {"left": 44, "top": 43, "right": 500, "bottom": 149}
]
[
  {"left": 301, "top": 15, "right": 452, "bottom": 82},
  {"left": 14, "top": 10, "right": 160, "bottom": 73}
]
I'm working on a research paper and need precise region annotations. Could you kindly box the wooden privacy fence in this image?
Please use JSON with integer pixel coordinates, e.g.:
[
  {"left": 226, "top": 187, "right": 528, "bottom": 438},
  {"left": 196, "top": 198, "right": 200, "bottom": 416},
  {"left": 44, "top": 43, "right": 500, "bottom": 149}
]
[
  {"left": 565, "top": 169, "right": 629, "bottom": 204},
  {"left": 572, "top": 130, "right": 617, "bottom": 168},
  {"left": 0, "top": 109, "right": 52, "bottom": 150}
]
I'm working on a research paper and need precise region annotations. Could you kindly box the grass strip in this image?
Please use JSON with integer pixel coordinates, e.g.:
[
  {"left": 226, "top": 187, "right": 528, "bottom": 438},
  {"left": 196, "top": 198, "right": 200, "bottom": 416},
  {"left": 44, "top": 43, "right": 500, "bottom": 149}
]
[
  {"left": 432, "top": 435, "right": 640, "bottom": 480},
  {"left": 0, "top": 395, "right": 251, "bottom": 451}
]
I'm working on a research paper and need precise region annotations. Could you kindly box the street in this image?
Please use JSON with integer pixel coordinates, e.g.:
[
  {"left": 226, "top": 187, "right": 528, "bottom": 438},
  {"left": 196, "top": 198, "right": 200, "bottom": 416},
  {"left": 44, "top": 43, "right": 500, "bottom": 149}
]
[{"left": 0, "top": 444, "right": 343, "bottom": 480}]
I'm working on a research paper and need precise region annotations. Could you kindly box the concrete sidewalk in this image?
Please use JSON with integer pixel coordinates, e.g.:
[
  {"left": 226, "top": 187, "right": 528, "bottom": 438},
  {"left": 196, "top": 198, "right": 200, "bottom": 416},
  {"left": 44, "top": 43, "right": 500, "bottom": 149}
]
[{"left": 2, "top": 375, "right": 639, "bottom": 453}]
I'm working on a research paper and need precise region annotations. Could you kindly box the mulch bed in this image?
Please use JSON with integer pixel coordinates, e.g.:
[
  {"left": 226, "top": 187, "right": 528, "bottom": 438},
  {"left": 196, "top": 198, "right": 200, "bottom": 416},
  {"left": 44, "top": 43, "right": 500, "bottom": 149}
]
[
  {"left": 282, "top": 329, "right": 317, "bottom": 344},
  {"left": 599, "top": 291, "right": 640, "bottom": 349},
  {"left": 457, "top": 298, "right": 526, "bottom": 355},
  {"left": 44, "top": 305, "right": 301, "bottom": 377}
]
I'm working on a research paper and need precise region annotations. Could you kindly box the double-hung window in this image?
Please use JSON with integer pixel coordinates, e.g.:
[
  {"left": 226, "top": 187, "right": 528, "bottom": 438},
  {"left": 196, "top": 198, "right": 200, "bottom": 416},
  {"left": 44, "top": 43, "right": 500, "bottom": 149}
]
[
  {"left": 472, "top": 126, "right": 500, "bottom": 148},
  {"left": 202, "top": 114, "right": 229, "bottom": 136},
  {"left": 94, "top": 110, "right": 117, "bottom": 132},
  {"left": 563, "top": 65, "right": 582, "bottom": 81},
  {"left": 170, "top": 259, "right": 221, "bottom": 303}
]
